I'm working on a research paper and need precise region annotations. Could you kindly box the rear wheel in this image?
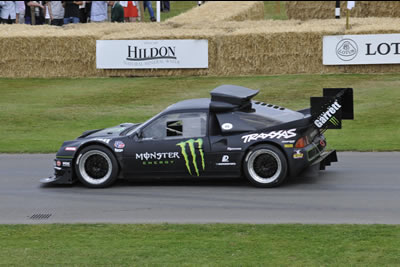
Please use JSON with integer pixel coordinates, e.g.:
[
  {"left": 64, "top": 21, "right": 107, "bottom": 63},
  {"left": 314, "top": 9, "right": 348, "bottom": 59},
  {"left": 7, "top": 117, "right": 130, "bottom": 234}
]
[
  {"left": 75, "top": 145, "right": 119, "bottom": 188},
  {"left": 243, "top": 144, "right": 288, "bottom": 188}
]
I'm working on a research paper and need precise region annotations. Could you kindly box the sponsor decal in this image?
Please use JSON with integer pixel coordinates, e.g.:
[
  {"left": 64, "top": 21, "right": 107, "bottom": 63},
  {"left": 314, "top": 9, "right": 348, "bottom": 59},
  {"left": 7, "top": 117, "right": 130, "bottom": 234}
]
[
  {"left": 65, "top": 147, "right": 77, "bottom": 151},
  {"left": 92, "top": 138, "right": 111, "bottom": 144},
  {"left": 216, "top": 155, "right": 236, "bottom": 166},
  {"left": 336, "top": 39, "right": 358, "bottom": 61},
  {"left": 96, "top": 40, "right": 208, "bottom": 69},
  {"left": 114, "top": 148, "right": 124, "bottom": 153},
  {"left": 177, "top": 138, "right": 205, "bottom": 176},
  {"left": 142, "top": 160, "right": 175, "bottom": 165},
  {"left": 62, "top": 162, "right": 71, "bottom": 167},
  {"left": 136, "top": 152, "right": 180, "bottom": 161},
  {"left": 136, "top": 152, "right": 179, "bottom": 166},
  {"left": 330, "top": 116, "right": 340, "bottom": 126},
  {"left": 127, "top": 45, "right": 177, "bottom": 62},
  {"left": 241, "top": 129, "right": 296, "bottom": 144},
  {"left": 282, "top": 140, "right": 295, "bottom": 144},
  {"left": 314, "top": 101, "right": 342, "bottom": 128},
  {"left": 324, "top": 34, "right": 400, "bottom": 65},
  {"left": 293, "top": 150, "right": 304, "bottom": 159},
  {"left": 284, "top": 144, "right": 294, "bottom": 148},
  {"left": 366, "top": 42, "right": 400, "bottom": 56},
  {"left": 114, "top": 141, "right": 125, "bottom": 149},
  {"left": 221, "top": 123, "right": 233, "bottom": 130},
  {"left": 227, "top": 147, "right": 242, "bottom": 151}
]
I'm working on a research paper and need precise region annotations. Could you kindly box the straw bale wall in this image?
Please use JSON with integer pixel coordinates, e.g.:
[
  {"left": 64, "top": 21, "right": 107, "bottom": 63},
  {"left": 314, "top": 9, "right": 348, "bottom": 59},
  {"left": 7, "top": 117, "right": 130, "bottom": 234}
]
[
  {"left": 2, "top": 9, "right": 400, "bottom": 77},
  {"left": 0, "top": 1, "right": 264, "bottom": 78},
  {"left": 286, "top": 1, "right": 400, "bottom": 21}
]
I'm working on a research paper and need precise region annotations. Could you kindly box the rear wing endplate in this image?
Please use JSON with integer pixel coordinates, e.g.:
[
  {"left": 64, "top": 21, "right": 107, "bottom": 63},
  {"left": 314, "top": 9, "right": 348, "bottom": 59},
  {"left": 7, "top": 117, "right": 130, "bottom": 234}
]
[{"left": 310, "top": 88, "right": 354, "bottom": 130}]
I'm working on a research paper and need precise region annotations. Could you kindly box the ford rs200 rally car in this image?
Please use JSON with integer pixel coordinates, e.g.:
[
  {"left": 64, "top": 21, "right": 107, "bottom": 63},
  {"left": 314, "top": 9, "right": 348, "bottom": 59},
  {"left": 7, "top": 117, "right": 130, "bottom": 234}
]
[{"left": 41, "top": 85, "right": 353, "bottom": 188}]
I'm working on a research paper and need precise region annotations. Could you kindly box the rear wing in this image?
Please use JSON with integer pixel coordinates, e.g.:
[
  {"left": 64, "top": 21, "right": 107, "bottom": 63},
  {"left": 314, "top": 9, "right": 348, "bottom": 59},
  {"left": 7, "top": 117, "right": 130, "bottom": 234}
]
[{"left": 310, "top": 88, "right": 354, "bottom": 130}]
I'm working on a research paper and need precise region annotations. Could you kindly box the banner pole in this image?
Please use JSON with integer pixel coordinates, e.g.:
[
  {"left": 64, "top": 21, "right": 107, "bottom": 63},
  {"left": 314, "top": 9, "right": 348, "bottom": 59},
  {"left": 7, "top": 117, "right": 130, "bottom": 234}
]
[
  {"left": 156, "top": 1, "right": 161, "bottom": 22},
  {"left": 335, "top": 1, "right": 340, "bottom": 19}
]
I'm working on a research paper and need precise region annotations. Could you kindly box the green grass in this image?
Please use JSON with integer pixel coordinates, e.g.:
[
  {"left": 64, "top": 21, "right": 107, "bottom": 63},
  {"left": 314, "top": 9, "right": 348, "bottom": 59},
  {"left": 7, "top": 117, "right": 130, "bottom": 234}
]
[
  {"left": 0, "top": 74, "right": 399, "bottom": 153},
  {"left": 141, "top": 1, "right": 197, "bottom": 22},
  {"left": 264, "top": 1, "right": 288, "bottom": 20},
  {"left": 139, "top": 1, "right": 289, "bottom": 22},
  {"left": 1, "top": 224, "right": 399, "bottom": 265}
]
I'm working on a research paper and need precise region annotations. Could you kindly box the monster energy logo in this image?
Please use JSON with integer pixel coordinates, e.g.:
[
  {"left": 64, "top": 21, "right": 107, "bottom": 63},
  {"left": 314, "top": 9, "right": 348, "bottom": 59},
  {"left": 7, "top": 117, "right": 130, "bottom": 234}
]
[
  {"left": 177, "top": 138, "right": 205, "bottom": 176},
  {"left": 329, "top": 116, "right": 340, "bottom": 126}
]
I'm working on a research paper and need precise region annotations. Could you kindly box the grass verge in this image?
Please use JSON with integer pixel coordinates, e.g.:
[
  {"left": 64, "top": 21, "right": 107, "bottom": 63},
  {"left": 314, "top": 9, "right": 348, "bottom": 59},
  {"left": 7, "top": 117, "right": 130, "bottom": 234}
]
[
  {"left": 142, "top": 1, "right": 197, "bottom": 22},
  {"left": 1, "top": 224, "right": 399, "bottom": 265},
  {"left": 0, "top": 74, "right": 399, "bottom": 153},
  {"left": 141, "top": 1, "right": 288, "bottom": 22},
  {"left": 264, "top": 1, "right": 288, "bottom": 20}
]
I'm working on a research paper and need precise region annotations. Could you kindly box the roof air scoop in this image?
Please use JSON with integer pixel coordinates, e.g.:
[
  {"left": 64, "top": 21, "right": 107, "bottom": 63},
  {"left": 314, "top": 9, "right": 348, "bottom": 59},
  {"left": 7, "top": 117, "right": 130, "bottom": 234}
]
[{"left": 210, "top": 85, "right": 259, "bottom": 112}]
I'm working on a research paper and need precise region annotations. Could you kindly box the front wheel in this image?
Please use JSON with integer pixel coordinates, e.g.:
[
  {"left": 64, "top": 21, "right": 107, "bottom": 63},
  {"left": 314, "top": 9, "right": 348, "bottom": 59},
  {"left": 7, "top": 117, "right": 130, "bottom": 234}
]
[
  {"left": 75, "top": 145, "right": 119, "bottom": 188},
  {"left": 243, "top": 144, "right": 288, "bottom": 188}
]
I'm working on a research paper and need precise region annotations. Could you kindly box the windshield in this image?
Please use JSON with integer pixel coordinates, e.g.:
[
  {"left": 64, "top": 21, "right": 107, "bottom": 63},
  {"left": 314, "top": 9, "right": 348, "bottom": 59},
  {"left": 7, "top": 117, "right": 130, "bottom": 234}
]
[{"left": 126, "top": 111, "right": 164, "bottom": 136}]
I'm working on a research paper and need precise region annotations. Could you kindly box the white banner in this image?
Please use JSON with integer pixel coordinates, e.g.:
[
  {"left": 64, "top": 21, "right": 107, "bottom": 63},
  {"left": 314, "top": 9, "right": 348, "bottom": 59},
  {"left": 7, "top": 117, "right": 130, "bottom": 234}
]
[
  {"left": 323, "top": 34, "right": 400, "bottom": 65},
  {"left": 96, "top": 40, "right": 208, "bottom": 69},
  {"left": 347, "top": 1, "right": 355, "bottom": 10}
]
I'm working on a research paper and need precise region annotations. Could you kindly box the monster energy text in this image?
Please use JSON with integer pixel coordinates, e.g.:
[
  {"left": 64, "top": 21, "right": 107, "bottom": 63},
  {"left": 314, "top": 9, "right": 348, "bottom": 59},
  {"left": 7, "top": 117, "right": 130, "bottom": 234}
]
[
  {"left": 136, "top": 152, "right": 180, "bottom": 161},
  {"left": 177, "top": 138, "right": 205, "bottom": 176},
  {"left": 142, "top": 160, "right": 175, "bottom": 165}
]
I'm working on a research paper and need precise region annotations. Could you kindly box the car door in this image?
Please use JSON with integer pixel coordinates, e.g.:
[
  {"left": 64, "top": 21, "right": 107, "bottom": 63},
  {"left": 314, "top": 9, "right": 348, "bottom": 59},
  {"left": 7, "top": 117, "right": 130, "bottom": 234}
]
[
  {"left": 123, "top": 111, "right": 211, "bottom": 178},
  {"left": 205, "top": 113, "right": 244, "bottom": 177}
]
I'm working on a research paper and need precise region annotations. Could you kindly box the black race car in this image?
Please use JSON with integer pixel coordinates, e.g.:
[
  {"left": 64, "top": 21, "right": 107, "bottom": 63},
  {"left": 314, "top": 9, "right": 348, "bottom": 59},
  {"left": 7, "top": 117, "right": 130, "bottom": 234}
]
[{"left": 41, "top": 85, "right": 353, "bottom": 188}]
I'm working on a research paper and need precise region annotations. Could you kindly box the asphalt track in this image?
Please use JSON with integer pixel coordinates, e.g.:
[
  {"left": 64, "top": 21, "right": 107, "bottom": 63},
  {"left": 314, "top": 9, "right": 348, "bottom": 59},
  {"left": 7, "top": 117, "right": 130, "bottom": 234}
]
[{"left": 0, "top": 152, "right": 399, "bottom": 224}]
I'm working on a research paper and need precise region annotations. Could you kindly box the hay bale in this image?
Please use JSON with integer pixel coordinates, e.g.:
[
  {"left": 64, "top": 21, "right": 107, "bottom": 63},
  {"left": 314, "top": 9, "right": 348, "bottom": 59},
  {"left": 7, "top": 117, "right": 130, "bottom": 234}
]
[
  {"left": 3, "top": 16, "right": 400, "bottom": 78},
  {"left": 0, "top": 24, "right": 100, "bottom": 78},
  {"left": 286, "top": 1, "right": 400, "bottom": 20},
  {"left": 237, "top": 17, "right": 394, "bottom": 76}
]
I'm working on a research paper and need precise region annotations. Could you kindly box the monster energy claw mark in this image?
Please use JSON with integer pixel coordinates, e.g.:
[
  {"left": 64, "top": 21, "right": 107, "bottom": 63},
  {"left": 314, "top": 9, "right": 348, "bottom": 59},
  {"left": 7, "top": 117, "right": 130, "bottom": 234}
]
[
  {"left": 187, "top": 139, "right": 198, "bottom": 176},
  {"left": 177, "top": 142, "right": 192, "bottom": 175},
  {"left": 177, "top": 138, "right": 205, "bottom": 176},
  {"left": 329, "top": 116, "right": 339, "bottom": 126},
  {"left": 196, "top": 138, "right": 205, "bottom": 170}
]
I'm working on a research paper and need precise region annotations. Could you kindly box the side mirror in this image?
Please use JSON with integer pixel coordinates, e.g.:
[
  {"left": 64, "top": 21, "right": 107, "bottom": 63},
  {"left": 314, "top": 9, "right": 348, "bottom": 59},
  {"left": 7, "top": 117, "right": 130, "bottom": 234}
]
[{"left": 135, "top": 130, "right": 143, "bottom": 139}]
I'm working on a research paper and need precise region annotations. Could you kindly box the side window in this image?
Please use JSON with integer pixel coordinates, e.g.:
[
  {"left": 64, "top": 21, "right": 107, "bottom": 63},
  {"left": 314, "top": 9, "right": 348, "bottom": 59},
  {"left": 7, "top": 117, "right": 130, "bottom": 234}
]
[
  {"left": 142, "top": 112, "right": 207, "bottom": 140},
  {"left": 141, "top": 116, "right": 166, "bottom": 139},
  {"left": 166, "top": 120, "right": 183, "bottom": 137}
]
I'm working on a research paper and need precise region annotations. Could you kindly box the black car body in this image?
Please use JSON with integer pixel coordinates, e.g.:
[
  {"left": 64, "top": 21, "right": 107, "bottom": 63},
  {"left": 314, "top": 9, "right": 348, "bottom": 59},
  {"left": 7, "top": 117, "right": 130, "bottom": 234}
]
[{"left": 41, "top": 85, "right": 353, "bottom": 188}]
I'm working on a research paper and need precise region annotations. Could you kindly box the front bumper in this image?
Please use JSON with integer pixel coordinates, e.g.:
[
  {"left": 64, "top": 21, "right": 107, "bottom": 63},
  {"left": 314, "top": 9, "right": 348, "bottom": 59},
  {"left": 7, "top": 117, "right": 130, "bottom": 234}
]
[{"left": 40, "top": 159, "right": 76, "bottom": 185}]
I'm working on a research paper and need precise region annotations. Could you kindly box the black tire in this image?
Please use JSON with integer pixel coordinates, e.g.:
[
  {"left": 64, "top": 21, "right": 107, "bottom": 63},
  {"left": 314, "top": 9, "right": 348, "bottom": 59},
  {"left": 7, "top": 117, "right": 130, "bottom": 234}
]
[
  {"left": 75, "top": 145, "right": 119, "bottom": 188},
  {"left": 243, "top": 144, "right": 288, "bottom": 188}
]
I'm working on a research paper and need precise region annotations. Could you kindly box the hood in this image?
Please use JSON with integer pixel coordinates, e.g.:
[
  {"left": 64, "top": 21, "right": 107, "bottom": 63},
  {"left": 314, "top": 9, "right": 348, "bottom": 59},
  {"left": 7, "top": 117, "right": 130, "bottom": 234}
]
[{"left": 77, "top": 123, "right": 139, "bottom": 140}]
